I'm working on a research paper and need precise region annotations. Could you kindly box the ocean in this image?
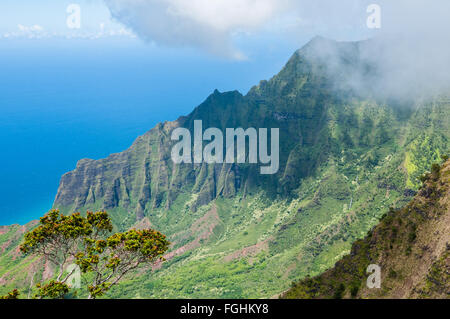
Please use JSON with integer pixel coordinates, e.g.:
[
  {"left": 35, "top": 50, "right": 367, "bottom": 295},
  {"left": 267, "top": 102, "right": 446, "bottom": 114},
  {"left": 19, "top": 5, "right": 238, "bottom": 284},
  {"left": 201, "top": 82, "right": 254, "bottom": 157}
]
[{"left": 0, "top": 37, "right": 294, "bottom": 225}]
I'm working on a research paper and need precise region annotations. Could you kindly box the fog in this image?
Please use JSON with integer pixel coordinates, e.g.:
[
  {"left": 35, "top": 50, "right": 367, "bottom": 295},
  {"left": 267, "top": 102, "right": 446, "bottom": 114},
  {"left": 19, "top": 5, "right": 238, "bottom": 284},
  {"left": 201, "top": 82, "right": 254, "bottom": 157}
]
[
  {"left": 359, "top": 0, "right": 450, "bottom": 101},
  {"left": 103, "top": 0, "right": 450, "bottom": 100}
]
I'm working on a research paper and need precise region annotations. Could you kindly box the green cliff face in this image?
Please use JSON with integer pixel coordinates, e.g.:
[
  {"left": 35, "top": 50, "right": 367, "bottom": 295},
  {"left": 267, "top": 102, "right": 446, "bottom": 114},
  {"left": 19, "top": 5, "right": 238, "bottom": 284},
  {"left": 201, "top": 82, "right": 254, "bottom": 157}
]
[{"left": 1, "top": 37, "right": 449, "bottom": 298}]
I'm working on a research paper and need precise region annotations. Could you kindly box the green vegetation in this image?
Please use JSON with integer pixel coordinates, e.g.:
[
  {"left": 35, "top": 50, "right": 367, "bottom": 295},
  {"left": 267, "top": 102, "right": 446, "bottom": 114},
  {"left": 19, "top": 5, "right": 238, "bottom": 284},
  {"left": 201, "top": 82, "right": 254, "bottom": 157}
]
[
  {"left": 12, "top": 210, "right": 169, "bottom": 299},
  {"left": 283, "top": 159, "right": 449, "bottom": 299},
  {"left": 0, "top": 289, "right": 19, "bottom": 299},
  {"left": 0, "top": 38, "right": 449, "bottom": 298}
]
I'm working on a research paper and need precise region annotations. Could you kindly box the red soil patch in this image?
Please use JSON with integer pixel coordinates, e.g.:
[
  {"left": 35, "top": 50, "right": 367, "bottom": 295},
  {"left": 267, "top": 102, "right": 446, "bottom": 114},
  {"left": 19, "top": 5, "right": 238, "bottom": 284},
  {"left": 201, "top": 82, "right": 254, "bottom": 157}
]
[
  {"left": 223, "top": 238, "right": 271, "bottom": 262},
  {"left": 133, "top": 217, "right": 154, "bottom": 230},
  {"left": 152, "top": 204, "right": 221, "bottom": 270}
]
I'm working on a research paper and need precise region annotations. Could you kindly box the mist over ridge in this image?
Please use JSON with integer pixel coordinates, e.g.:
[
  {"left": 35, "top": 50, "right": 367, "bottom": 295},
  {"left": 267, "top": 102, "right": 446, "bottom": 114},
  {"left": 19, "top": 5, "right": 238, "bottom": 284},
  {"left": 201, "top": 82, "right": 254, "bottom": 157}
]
[
  {"left": 104, "top": 0, "right": 450, "bottom": 102},
  {"left": 290, "top": 34, "right": 450, "bottom": 103}
]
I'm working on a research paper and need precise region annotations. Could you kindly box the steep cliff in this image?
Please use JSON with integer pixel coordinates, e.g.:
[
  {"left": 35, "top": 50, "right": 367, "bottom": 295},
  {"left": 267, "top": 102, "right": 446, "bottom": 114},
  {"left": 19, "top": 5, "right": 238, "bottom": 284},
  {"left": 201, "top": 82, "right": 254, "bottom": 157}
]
[
  {"left": 1, "top": 37, "right": 449, "bottom": 298},
  {"left": 284, "top": 159, "right": 450, "bottom": 299}
]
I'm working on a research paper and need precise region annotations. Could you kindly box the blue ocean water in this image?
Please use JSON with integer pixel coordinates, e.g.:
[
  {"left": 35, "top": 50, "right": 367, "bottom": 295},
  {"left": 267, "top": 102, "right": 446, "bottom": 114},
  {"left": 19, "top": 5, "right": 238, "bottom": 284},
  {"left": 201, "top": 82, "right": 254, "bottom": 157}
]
[{"left": 0, "top": 38, "right": 297, "bottom": 225}]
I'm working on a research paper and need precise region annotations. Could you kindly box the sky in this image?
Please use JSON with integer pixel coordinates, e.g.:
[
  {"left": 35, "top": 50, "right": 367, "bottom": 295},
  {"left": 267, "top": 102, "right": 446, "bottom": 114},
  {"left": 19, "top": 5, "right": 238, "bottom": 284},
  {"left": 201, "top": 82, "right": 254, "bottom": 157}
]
[
  {"left": 0, "top": 0, "right": 134, "bottom": 40},
  {"left": 2, "top": 1, "right": 448, "bottom": 58},
  {"left": 0, "top": 0, "right": 380, "bottom": 57}
]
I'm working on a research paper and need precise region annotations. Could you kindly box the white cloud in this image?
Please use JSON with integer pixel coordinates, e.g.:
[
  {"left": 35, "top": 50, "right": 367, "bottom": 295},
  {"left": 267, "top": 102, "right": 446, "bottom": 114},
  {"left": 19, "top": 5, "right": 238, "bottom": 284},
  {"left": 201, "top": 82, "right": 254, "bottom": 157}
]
[
  {"left": 18, "top": 24, "right": 44, "bottom": 33},
  {"left": 103, "top": 0, "right": 295, "bottom": 59},
  {"left": 102, "top": 0, "right": 450, "bottom": 101},
  {"left": 13, "top": 24, "right": 47, "bottom": 38},
  {"left": 166, "top": 0, "right": 289, "bottom": 31},
  {"left": 1, "top": 23, "right": 135, "bottom": 41},
  {"left": 286, "top": 0, "right": 450, "bottom": 100}
]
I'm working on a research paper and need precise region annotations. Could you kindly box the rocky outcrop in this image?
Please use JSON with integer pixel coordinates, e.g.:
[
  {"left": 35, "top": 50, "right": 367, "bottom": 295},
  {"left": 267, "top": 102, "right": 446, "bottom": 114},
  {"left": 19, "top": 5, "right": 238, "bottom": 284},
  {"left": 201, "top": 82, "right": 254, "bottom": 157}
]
[{"left": 53, "top": 118, "right": 246, "bottom": 225}]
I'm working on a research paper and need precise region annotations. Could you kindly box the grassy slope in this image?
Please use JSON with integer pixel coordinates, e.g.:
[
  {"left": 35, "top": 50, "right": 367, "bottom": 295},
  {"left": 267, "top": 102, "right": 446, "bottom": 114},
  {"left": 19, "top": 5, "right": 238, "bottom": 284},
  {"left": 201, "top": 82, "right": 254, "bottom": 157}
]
[
  {"left": 106, "top": 112, "right": 448, "bottom": 298},
  {"left": 283, "top": 159, "right": 449, "bottom": 299}
]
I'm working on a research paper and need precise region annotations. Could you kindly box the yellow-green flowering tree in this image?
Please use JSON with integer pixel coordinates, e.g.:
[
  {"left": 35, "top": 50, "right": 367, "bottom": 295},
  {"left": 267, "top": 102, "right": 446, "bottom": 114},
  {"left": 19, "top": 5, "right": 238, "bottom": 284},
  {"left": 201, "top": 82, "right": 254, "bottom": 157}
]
[
  {"left": 0, "top": 289, "right": 20, "bottom": 299},
  {"left": 20, "top": 209, "right": 169, "bottom": 299}
]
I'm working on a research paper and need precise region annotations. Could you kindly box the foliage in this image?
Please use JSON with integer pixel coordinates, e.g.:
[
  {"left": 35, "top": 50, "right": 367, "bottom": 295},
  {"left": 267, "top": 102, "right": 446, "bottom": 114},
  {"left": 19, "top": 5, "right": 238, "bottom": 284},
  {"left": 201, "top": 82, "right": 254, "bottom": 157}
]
[
  {"left": 19, "top": 210, "right": 169, "bottom": 299},
  {"left": 283, "top": 160, "right": 449, "bottom": 299},
  {"left": 76, "top": 228, "right": 170, "bottom": 298},
  {"left": 35, "top": 281, "right": 70, "bottom": 299},
  {"left": 1, "top": 40, "right": 449, "bottom": 299},
  {"left": 0, "top": 289, "right": 20, "bottom": 299}
]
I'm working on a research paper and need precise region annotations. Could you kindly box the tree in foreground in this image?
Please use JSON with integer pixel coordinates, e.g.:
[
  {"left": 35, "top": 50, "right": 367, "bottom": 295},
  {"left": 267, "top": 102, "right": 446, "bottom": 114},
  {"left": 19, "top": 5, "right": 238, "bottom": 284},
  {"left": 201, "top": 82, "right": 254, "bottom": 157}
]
[
  {"left": 1, "top": 289, "right": 20, "bottom": 299},
  {"left": 19, "top": 209, "right": 170, "bottom": 299}
]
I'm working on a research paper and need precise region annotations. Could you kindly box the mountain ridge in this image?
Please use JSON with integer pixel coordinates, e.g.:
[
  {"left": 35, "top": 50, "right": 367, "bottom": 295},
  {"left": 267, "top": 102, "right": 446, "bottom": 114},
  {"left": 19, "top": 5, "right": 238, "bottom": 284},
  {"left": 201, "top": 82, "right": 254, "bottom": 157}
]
[
  {"left": 1, "top": 37, "right": 449, "bottom": 298},
  {"left": 283, "top": 159, "right": 450, "bottom": 299}
]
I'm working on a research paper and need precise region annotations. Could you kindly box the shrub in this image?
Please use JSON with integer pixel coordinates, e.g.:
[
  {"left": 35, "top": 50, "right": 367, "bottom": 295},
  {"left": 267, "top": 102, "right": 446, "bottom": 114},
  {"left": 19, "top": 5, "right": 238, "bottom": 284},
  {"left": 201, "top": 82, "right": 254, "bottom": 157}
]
[
  {"left": 0, "top": 289, "right": 20, "bottom": 299},
  {"left": 333, "top": 283, "right": 345, "bottom": 299}
]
